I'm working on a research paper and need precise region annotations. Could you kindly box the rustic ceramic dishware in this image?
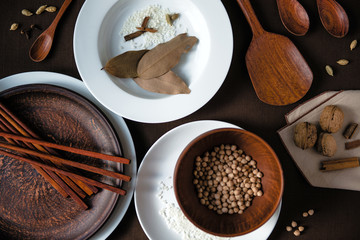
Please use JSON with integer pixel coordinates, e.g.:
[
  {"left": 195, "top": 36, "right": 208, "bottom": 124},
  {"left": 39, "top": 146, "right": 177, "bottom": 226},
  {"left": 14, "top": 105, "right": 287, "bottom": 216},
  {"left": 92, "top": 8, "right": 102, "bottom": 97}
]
[
  {"left": 0, "top": 84, "right": 122, "bottom": 239},
  {"left": 173, "top": 128, "right": 283, "bottom": 237},
  {"left": 317, "top": 0, "right": 349, "bottom": 38},
  {"left": 236, "top": 0, "right": 313, "bottom": 106},
  {"left": 276, "top": 0, "right": 310, "bottom": 36},
  {"left": 29, "top": 0, "right": 73, "bottom": 62}
]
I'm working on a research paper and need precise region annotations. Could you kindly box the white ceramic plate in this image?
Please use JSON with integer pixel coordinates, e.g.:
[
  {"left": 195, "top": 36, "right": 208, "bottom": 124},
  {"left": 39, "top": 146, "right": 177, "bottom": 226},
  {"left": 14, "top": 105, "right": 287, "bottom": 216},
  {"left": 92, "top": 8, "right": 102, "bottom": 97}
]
[
  {"left": 0, "top": 71, "right": 137, "bottom": 240},
  {"left": 135, "top": 120, "right": 281, "bottom": 240},
  {"left": 74, "top": 0, "right": 233, "bottom": 123}
]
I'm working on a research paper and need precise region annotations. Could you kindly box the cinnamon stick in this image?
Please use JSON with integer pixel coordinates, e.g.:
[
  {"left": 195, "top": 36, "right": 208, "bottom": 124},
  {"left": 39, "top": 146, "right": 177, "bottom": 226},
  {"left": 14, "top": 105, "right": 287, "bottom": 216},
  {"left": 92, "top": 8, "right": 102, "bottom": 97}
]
[
  {"left": 136, "top": 27, "right": 158, "bottom": 33},
  {"left": 343, "top": 123, "right": 358, "bottom": 139},
  {"left": 0, "top": 132, "right": 130, "bottom": 164},
  {"left": 141, "top": 16, "right": 150, "bottom": 28},
  {"left": 124, "top": 16, "right": 157, "bottom": 41},
  {"left": 345, "top": 139, "right": 360, "bottom": 150},
  {"left": 124, "top": 31, "right": 145, "bottom": 41},
  {"left": 320, "top": 157, "right": 360, "bottom": 171},
  {"left": 0, "top": 149, "right": 126, "bottom": 195},
  {"left": 0, "top": 141, "right": 131, "bottom": 182}
]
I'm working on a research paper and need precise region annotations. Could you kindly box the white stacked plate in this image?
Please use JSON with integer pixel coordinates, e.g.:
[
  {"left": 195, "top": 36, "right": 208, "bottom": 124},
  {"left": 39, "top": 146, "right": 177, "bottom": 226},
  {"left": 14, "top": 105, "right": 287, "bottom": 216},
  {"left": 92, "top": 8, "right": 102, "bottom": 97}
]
[
  {"left": 135, "top": 120, "right": 282, "bottom": 240},
  {"left": 74, "top": 0, "right": 233, "bottom": 123}
]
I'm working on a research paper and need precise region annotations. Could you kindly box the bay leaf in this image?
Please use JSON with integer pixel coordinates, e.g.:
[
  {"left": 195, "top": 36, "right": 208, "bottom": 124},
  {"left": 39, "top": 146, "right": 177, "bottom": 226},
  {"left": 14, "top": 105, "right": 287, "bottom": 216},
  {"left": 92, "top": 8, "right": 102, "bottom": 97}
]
[
  {"left": 102, "top": 50, "right": 148, "bottom": 78},
  {"left": 133, "top": 71, "right": 191, "bottom": 94},
  {"left": 137, "top": 33, "right": 198, "bottom": 79}
]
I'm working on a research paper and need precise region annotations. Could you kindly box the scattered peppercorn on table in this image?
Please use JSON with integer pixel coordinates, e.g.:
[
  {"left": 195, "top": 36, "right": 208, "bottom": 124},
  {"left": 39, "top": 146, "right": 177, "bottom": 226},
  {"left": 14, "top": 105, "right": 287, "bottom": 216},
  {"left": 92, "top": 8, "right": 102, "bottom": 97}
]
[{"left": 1, "top": 0, "right": 360, "bottom": 239}]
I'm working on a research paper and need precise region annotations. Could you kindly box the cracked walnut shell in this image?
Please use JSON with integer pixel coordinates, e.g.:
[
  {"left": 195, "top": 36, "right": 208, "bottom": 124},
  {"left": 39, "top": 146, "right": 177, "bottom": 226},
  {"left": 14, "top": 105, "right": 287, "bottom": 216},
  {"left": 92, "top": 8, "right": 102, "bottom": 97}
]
[
  {"left": 319, "top": 105, "right": 344, "bottom": 133},
  {"left": 294, "top": 122, "right": 317, "bottom": 150}
]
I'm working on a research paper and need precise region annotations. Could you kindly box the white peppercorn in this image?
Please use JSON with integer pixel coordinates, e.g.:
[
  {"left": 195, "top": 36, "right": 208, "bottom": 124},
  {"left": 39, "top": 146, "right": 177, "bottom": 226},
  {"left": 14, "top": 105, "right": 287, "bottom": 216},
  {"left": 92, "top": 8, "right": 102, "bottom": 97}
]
[
  {"left": 294, "top": 230, "right": 301, "bottom": 237},
  {"left": 193, "top": 144, "right": 264, "bottom": 215},
  {"left": 291, "top": 221, "right": 297, "bottom": 228},
  {"left": 286, "top": 226, "right": 292, "bottom": 232}
]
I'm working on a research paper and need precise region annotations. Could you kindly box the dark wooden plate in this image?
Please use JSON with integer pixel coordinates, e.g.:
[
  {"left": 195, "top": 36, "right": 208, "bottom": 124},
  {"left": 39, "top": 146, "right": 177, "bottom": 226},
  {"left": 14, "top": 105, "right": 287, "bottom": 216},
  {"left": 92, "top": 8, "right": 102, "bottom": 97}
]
[{"left": 0, "top": 84, "right": 123, "bottom": 239}]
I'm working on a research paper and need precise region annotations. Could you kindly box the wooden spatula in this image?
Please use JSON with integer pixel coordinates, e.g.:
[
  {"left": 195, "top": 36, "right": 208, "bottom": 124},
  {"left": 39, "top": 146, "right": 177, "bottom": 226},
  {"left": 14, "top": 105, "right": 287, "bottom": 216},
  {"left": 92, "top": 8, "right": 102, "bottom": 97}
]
[{"left": 236, "top": 0, "right": 313, "bottom": 106}]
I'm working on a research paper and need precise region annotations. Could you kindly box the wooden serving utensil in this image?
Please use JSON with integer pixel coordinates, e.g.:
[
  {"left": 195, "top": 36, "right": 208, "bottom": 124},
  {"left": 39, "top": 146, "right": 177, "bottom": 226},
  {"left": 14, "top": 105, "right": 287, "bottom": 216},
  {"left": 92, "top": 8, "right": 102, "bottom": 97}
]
[
  {"left": 236, "top": 0, "right": 313, "bottom": 106},
  {"left": 276, "top": 0, "right": 310, "bottom": 36},
  {"left": 29, "top": 0, "right": 73, "bottom": 62},
  {"left": 317, "top": 0, "right": 349, "bottom": 38}
]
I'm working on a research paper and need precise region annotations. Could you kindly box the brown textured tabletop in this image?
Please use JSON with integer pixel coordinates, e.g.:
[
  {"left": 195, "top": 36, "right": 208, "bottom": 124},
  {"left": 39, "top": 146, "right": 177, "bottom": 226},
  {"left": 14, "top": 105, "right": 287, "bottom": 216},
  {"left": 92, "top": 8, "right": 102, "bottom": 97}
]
[{"left": 0, "top": 0, "right": 360, "bottom": 239}]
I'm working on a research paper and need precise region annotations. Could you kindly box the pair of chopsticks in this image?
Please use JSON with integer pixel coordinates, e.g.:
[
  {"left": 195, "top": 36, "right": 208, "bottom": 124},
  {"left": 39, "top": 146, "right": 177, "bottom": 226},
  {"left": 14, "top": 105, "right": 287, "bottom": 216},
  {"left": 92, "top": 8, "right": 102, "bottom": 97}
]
[
  {"left": 0, "top": 101, "right": 130, "bottom": 209},
  {"left": 0, "top": 131, "right": 131, "bottom": 194}
]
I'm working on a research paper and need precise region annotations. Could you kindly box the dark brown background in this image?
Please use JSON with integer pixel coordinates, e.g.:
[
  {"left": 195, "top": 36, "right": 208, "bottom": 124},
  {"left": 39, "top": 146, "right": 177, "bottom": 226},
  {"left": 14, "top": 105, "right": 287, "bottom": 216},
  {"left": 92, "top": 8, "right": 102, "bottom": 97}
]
[{"left": 1, "top": 0, "right": 360, "bottom": 239}]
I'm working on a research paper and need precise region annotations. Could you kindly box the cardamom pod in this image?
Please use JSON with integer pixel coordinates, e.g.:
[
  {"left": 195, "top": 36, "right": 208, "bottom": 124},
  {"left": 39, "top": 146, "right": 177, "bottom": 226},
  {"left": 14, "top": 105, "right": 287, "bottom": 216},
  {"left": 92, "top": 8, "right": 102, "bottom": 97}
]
[
  {"left": 350, "top": 40, "right": 357, "bottom": 51},
  {"left": 45, "top": 6, "right": 57, "bottom": 12},
  {"left": 165, "top": 14, "right": 172, "bottom": 25},
  {"left": 171, "top": 13, "right": 179, "bottom": 21},
  {"left": 336, "top": 59, "right": 349, "bottom": 65},
  {"left": 10, "top": 23, "right": 19, "bottom": 31},
  {"left": 36, "top": 5, "right": 47, "bottom": 15},
  {"left": 102, "top": 50, "right": 149, "bottom": 78},
  {"left": 165, "top": 13, "right": 180, "bottom": 26},
  {"left": 21, "top": 9, "right": 33, "bottom": 16},
  {"left": 325, "top": 65, "right": 333, "bottom": 76}
]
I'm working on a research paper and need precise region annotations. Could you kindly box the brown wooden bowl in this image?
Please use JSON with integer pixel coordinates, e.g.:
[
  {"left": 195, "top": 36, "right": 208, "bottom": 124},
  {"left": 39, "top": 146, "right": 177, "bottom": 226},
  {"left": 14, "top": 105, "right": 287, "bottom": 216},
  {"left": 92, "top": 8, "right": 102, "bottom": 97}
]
[{"left": 173, "top": 128, "right": 283, "bottom": 237}]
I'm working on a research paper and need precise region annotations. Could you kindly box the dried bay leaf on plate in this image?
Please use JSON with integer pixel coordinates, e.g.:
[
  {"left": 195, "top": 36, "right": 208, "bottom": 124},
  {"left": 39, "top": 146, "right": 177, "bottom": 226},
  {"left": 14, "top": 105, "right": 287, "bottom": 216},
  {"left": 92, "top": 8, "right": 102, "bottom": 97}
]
[
  {"left": 137, "top": 33, "right": 198, "bottom": 79},
  {"left": 102, "top": 50, "right": 149, "bottom": 78},
  {"left": 133, "top": 71, "right": 191, "bottom": 94}
]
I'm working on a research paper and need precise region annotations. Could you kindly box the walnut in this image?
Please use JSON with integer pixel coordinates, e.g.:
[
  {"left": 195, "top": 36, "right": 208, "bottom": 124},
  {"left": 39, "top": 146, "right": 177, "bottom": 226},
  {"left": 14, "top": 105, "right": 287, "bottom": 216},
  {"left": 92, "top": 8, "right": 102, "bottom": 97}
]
[
  {"left": 294, "top": 122, "right": 317, "bottom": 150},
  {"left": 317, "top": 132, "right": 337, "bottom": 157},
  {"left": 319, "top": 105, "right": 344, "bottom": 133}
]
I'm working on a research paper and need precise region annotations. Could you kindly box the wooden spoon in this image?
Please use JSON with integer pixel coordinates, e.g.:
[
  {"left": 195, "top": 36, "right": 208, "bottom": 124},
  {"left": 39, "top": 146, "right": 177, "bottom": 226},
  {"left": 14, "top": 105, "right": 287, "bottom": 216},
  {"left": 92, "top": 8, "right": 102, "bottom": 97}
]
[
  {"left": 29, "top": 0, "right": 73, "bottom": 62},
  {"left": 236, "top": 0, "right": 313, "bottom": 106},
  {"left": 317, "top": 0, "right": 349, "bottom": 38},
  {"left": 276, "top": 0, "right": 310, "bottom": 36}
]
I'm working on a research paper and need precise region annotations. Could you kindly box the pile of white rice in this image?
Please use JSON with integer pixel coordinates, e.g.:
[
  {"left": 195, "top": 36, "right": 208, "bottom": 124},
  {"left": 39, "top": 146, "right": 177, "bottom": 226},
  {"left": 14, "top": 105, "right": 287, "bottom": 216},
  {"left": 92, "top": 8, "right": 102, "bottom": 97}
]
[{"left": 119, "top": 4, "right": 187, "bottom": 49}]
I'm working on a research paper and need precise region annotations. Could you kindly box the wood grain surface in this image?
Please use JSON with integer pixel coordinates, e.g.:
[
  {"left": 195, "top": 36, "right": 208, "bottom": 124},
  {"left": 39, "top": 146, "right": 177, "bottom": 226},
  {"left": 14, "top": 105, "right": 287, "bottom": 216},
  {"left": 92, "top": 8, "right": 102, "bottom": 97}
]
[
  {"left": 1, "top": 0, "right": 360, "bottom": 239},
  {"left": 317, "top": 0, "right": 349, "bottom": 38},
  {"left": 276, "top": 0, "right": 310, "bottom": 36},
  {"left": 174, "top": 128, "right": 283, "bottom": 237},
  {"left": 237, "top": 0, "right": 313, "bottom": 106},
  {"left": 0, "top": 84, "right": 122, "bottom": 239}
]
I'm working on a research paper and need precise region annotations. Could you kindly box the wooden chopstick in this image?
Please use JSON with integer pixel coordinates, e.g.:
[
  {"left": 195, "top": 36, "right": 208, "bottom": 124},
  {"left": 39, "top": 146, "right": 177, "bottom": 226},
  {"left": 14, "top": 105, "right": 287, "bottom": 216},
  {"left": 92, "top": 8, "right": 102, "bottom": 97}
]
[
  {"left": 0, "top": 141, "right": 131, "bottom": 182},
  {"left": 0, "top": 102, "right": 98, "bottom": 196},
  {"left": 0, "top": 119, "right": 70, "bottom": 198},
  {"left": 0, "top": 149, "right": 126, "bottom": 195},
  {"left": 0, "top": 132, "right": 130, "bottom": 165},
  {"left": 0, "top": 106, "right": 89, "bottom": 199},
  {"left": 0, "top": 120, "right": 88, "bottom": 209},
  {"left": 0, "top": 101, "right": 98, "bottom": 196},
  {"left": 0, "top": 121, "right": 69, "bottom": 198},
  {"left": 0, "top": 102, "right": 93, "bottom": 208}
]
